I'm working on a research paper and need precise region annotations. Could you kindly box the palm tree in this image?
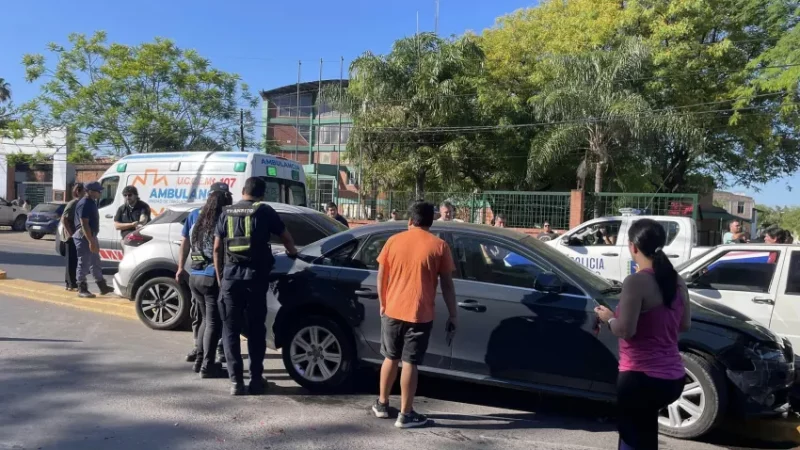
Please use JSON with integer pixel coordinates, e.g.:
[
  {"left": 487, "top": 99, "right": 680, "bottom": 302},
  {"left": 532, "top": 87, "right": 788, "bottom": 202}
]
[
  {"left": 0, "top": 78, "right": 10, "bottom": 103},
  {"left": 528, "top": 39, "right": 691, "bottom": 216}
]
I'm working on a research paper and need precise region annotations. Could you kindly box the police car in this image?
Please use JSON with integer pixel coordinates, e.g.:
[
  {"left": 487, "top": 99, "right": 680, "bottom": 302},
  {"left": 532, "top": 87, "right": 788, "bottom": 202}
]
[
  {"left": 678, "top": 243, "right": 800, "bottom": 353},
  {"left": 548, "top": 209, "right": 711, "bottom": 282}
]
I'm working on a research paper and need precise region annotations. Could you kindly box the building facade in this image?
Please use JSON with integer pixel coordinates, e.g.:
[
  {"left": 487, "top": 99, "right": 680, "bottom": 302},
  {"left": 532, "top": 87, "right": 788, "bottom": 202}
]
[
  {"left": 713, "top": 191, "right": 755, "bottom": 221},
  {"left": 260, "top": 80, "right": 357, "bottom": 210},
  {"left": 0, "top": 128, "right": 71, "bottom": 205}
]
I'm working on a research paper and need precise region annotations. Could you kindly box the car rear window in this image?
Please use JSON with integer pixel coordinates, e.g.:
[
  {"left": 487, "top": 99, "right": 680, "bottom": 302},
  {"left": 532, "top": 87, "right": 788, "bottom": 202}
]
[
  {"left": 274, "top": 213, "right": 338, "bottom": 247},
  {"left": 148, "top": 209, "right": 190, "bottom": 225},
  {"left": 32, "top": 203, "right": 63, "bottom": 213}
]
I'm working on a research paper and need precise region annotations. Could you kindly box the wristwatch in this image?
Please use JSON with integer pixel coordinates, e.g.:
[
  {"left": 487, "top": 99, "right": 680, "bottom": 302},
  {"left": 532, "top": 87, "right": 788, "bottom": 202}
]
[{"left": 607, "top": 317, "right": 616, "bottom": 330}]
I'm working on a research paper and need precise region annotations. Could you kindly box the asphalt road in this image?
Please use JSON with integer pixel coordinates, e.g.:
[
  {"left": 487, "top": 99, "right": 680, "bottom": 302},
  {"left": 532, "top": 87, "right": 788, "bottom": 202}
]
[{"left": 0, "top": 231, "right": 798, "bottom": 450}]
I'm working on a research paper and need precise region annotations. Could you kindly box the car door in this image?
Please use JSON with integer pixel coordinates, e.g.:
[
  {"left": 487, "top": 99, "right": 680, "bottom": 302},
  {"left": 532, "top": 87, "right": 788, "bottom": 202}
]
[
  {"left": 618, "top": 219, "right": 684, "bottom": 277},
  {"left": 0, "top": 198, "right": 12, "bottom": 224},
  {"left": 557, "top": 219, "right": 623, "bottom": 281},
  {"left": 449, "top": 232, "right": 601, "bottom": 392},
  {"left": 686, "top": 248, "right": 783, "bottom": 327},
  {"left": 770, "top": 249, "right": 800, "bottom": 351},
  {"left": 335, "top": 230, "right": 453, "bottom": 369},
  {"left": 96, "top": 176, "right": 122, "bottom": 262}
]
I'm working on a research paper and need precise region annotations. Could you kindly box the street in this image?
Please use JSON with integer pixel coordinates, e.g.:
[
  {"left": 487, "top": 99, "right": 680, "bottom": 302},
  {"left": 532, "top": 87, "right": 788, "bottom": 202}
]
[{"left": 0, "top": 231, "right": 798, "bottom": 450}]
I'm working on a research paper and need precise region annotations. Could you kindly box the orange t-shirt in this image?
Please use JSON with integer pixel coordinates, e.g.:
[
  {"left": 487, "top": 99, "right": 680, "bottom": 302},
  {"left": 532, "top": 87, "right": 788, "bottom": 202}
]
[{"left": 377, "top": 228, "right": 455, "bottom": 324}]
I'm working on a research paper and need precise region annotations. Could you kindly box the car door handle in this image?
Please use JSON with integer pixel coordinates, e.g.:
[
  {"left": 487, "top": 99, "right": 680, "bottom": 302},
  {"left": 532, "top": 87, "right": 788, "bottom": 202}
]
[
  {"left": 601, "top": 252, "right": 618, "bottom": 257},
  {"left": 172, "top": 240, "right": 183, "bottom": 246},
  {"left": 105, "top": 214, "right": 114, "bottom": 219},
  {"left": 354, "top": 289, "right": 378, "bottom": 299},
  {"left": 457, "top": 300, "right": 487, "bottom": 312},
  {"left": 751, "top": 297, "right": 775, "bottom": 305},
  {"left": 667, "top": 254, "right": 680, "bottom": 259}
]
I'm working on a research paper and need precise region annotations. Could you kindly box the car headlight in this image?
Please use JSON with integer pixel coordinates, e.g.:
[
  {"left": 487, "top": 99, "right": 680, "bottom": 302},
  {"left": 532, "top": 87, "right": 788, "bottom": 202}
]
[{"left": 744, "top": 341, "right": 786, "bottom": 362}]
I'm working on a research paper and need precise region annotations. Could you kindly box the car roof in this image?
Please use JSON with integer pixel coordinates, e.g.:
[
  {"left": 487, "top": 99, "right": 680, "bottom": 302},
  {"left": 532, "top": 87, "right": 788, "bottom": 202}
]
[
  {"left": 162, "top": 202, "right": 321, "bottom": 215},
  {"left": 357, "top": 221, "right": 530, "bottom": 241}
]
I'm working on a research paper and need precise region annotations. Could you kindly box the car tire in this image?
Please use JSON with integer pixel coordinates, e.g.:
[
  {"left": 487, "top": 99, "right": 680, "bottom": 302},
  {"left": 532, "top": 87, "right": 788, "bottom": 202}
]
[
  {"left": 658, "top": 352, "right": 728, "bottom": 439},
  {"left": 281, "top": 315, "right": 355, "bottom": 393},
  {"left": 29, "top": 231, "right": 44, "bottom": 240},
  {"left": 12, "top": 216, "right": 26, "bottom": 232},
  {"left": 134, "top": 277, "right": 191, "bottom": 331}
]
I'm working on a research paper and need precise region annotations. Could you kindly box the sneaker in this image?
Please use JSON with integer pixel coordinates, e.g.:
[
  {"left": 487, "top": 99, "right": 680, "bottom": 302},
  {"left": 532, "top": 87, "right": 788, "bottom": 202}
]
[
  {"left": 372, "top": 399, "right": 389, "bottom": 418},
  {"left": 230, "top": 382, "right": 246, "bottom": 396},
  {"left": 185, "top": 349, "right": 198, "bottom": 363},
  {"left": 199, "top": 363, "right": 227, "bottom": 379},
  {"left": 395, "top": 411, "right": 429, "bottom": 429}
]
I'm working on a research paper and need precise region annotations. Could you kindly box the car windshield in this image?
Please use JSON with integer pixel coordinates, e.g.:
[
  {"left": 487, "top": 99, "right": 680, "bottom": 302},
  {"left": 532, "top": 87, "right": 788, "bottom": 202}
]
[
  {"left": 305, "top": 212, "right": 349, "bottom": 235},
  {"left": 519, "top": 235, "right": 614, "bottom": 293},
  {"left": 675, "top": 252, "right": 708, "bottom": 273},
  {"left": 32, "top": 203, "right": 62, "bottom": 213}
]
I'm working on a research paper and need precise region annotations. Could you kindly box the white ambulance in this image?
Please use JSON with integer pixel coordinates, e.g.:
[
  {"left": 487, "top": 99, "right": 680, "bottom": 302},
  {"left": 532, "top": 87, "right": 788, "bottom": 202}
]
[{"left": 58, "top": 151, "right": 307, "bottom": 264}]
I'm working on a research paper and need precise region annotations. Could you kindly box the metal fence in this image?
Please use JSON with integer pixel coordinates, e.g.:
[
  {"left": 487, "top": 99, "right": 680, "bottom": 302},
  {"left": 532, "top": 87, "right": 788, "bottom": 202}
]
[
  {"left": 308, "top": 189, "right": 335, "bottom": 212},
  {"left": 585, "top": 192, "right": 699, "bottom": 221},
  {"left": 332, "top": 190, "right": 571, "bottom": 229}
]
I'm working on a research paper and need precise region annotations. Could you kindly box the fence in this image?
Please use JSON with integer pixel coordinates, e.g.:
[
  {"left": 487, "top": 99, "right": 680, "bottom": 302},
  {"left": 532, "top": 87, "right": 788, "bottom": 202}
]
[
  {"left": 331, "top": 190, "right": 572, "bottom": 229},
  {"left": 584, "top": 192, "right": 699, "bottom": 221},
  {"left": 16, "top": 182, "right": 53, "bottom": 208},
  {"left": 307, "top": 189, "right": 335, "bottom": 212}
]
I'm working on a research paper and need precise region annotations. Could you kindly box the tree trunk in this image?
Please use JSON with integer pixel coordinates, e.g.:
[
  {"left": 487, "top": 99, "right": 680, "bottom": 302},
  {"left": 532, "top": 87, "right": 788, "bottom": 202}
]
[
  {"left": 415, "top": 169, "right": 426, "bottom": 200},
  {"left": 593, "top": 160, "right": 604, "bottom": 218}
]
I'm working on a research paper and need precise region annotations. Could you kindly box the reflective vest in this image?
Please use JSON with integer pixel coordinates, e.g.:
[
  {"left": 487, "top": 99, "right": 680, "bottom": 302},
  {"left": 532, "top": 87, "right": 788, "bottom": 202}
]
[{"left": 223, "top": 202, "right": 271, "bottom": 265}]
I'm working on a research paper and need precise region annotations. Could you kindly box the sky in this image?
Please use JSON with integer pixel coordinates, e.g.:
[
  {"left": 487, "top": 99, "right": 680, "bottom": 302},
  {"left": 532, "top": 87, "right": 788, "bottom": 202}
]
[{"left": 1, "top": 0, "right": 797, "bottom": 206}]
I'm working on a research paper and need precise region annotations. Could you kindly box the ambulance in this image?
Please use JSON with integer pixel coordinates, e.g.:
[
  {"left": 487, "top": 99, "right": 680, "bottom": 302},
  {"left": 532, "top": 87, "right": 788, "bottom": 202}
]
[{"left": 58, "top": 151, "right": 307, "bottom": 264}]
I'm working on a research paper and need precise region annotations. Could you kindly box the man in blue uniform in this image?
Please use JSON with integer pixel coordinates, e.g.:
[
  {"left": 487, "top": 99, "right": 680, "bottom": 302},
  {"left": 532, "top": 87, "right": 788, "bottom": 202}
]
[
  {"left": 213, "top": 177, "right": 298, "bottom": 395},
  {"left": 74, "top": 181, "right": 114, "bottom": 298}
]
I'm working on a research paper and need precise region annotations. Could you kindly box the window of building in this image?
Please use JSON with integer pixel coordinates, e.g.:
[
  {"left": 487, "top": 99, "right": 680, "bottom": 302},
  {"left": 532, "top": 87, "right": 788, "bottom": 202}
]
[{"left": 737, "top": 201, "right": 745, "bottom": 214}]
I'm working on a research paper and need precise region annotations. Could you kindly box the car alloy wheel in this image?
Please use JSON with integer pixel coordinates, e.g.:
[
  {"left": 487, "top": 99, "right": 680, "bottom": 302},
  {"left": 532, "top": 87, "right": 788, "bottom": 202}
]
[
  {"left": 289, "top": 325, "right": 343, "bottom": 383},
  {"left": 140, "top": 283, "right": 181, "bottom": 325},
  {"left": 659, "top": 369, "right": 705, "bottom": 429}
]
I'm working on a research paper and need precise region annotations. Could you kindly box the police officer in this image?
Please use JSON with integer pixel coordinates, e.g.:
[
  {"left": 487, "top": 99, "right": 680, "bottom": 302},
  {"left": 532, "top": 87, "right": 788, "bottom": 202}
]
[
  {"left": 74, "top": 181, "right": 114, "bottom": 298},
  {"left": 213, "top": 177, "right": 298, "bottom": 395}
]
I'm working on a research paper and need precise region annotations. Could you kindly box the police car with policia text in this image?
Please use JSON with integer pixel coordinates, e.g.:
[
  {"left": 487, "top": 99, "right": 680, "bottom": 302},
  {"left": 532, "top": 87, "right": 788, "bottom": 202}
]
[{"left": 548, "top": 209, "right": 711, "bottom": 282}]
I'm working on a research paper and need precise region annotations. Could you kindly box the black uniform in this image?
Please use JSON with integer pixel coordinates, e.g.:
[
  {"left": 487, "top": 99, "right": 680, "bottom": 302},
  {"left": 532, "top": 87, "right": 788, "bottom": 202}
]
[
  {"left": 114, "top": 200, "right": 151, "bottom": 238},
  {"left": 215, "top": 200, "right": 286, "bottom": 387}
]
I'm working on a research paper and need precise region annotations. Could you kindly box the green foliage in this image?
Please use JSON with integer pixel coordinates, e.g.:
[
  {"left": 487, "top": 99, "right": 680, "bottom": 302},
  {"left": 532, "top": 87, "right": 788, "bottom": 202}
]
[
  {"left": 67, "top": 147, "right": 95, "bottom": 164},
  {"left": 22, "top": 31, "right": 258, "bottom": 156},
  {"left": 756, "top": 204, "right": 800, "bottom": 235},
  {"left": 6, "top": 151, "right": 50, "bottom": 167}
]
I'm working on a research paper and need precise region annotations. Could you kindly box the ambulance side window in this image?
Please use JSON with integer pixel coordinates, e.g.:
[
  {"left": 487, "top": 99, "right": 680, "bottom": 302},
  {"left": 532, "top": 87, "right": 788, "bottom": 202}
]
[{"left": 98, "top": 176, "right": 120, "bottom": 208}]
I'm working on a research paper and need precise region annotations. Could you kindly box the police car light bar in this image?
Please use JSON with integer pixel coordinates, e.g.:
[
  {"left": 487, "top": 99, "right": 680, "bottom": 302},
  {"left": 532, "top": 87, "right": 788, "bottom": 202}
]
[{"left": 619, "top": 208, "right": 642, "bottom": 216}]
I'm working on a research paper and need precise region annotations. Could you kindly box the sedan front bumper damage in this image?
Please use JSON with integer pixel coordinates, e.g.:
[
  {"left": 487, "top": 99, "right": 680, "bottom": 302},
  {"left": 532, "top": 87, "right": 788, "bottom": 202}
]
[{"left": 727, "top": 360, "right": 795, "bottom": 416}]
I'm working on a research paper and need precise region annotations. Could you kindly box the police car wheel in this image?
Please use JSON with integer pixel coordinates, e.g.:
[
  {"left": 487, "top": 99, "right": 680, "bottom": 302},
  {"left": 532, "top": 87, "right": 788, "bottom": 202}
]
[
  {"left": 134, "top": 277, "right": 190, "bottom": 331},
  {"left": 281, "top": 316, "right": 355, "bottom": 393}
]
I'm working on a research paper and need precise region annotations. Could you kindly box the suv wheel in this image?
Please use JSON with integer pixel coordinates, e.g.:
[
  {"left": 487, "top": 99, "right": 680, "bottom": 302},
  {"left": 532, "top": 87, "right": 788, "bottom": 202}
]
[
  {"left": 658, "top": 352, "right": 727, "bottom": 439},
  {"left": 134, "top": 277, "right": 190, "bottom": 331},
  {"left": 12, "top": 216, "right": 26, "bottom": 231},
  {"left": 281, "top": 315, "right": 355, "bottom": 392}
]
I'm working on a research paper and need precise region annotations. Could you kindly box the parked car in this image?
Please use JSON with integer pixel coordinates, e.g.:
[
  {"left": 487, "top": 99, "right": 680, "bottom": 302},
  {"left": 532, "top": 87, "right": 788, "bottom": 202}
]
[
  {"left": 114, "top": 202, "right": 347, "bottom": 331},
  {"left": 0, "top": 197, "right": 28, "bottom": 231},
  {"left": 548, "top": 213, "right": 711, "bottom": 282},
  {"left": 25, "top": 202, "right": 66, "bottom": 239},
  {"left": 266, "top": 222, "right": 795, "bottom": 440},
  {"left": 677, "top": 243, "right": 800, "bottom": 354}
]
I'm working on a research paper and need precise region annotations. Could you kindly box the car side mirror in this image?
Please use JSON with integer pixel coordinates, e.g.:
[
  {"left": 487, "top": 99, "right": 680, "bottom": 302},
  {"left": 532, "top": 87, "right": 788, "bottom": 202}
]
[
  {"left": 560, "top": 236, "right": 570, "bottom": 246},
  {"left": 534, "top": 272, "right": 563, "bottom": 293}
]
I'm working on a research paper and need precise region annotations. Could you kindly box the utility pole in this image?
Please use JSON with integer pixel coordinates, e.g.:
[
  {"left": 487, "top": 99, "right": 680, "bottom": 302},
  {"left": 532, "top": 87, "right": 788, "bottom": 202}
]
[
  {"left": 239, "top": 109, "right": 245, "bottom": 152},
  {"left": 295, "top": 60, "right": 302, "bottom": 162},
  {"left": 335, "top": 56, "right": 343, "bottom": 206},
  {"left": 316, "top": 58, "right": 323, "bottom": 198},
  {"left": 435, "top": 0, "right": 439, "bottom": 35}
]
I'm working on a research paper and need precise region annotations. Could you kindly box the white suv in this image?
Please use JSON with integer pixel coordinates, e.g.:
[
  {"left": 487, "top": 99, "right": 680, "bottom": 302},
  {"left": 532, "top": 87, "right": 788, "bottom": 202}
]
[
  {"left": 113, "top": 203, "right": 348, "bottom": 330},
  {"left": 0, "top": 197, "right": 28, "bottom": 231}
]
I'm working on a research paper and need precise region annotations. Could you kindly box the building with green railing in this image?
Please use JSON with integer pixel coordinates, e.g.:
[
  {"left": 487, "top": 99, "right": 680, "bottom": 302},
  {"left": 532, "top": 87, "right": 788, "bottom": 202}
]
[{"left": 260, "top": 80, "right": 354, "bottom": 210}]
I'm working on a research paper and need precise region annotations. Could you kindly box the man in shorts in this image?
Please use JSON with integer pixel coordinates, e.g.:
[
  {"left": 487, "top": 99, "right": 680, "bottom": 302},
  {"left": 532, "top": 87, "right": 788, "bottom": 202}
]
[{"left": 371, "top": 201, "right": 457, "bottom": 428}]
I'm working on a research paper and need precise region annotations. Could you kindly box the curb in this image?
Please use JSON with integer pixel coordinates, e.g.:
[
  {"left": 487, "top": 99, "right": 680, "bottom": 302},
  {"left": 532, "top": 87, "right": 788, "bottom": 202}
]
[{"left": 0, "top": 278, "right": 137, "bottom": 321}]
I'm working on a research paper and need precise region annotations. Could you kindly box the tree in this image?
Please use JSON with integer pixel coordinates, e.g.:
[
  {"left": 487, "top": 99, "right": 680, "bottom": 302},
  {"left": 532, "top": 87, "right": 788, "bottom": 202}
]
[
  {"left": 0, "top": 78, "right": 10, "bottom": 103},
  {"left": 529, "top": 39, "right": 694, "bottom": 215},
  {"left": 345, "top": 33, "right": 485, "bottom": 196},
  {"left": 22, "top": 31, "right": 257, "bottom": 156}
]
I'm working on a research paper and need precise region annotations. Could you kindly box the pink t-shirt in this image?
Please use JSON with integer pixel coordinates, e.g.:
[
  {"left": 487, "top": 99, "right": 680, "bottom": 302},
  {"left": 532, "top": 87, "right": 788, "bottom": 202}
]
[{"left": 616, "top": 270, "right": 685, "bottom": 380}]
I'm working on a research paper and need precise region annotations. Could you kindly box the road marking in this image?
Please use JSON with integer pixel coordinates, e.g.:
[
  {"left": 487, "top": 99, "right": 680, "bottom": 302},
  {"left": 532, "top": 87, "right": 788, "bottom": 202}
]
[{"left": 0, "top": 278, "right": 137, "bottom": 321}]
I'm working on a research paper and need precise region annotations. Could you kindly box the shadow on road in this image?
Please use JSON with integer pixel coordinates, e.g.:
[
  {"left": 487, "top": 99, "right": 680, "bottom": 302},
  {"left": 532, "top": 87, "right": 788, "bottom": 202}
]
[
  {"left": 0, "top": 337, "right": 81, "bottom": 343},
  {"left": 0, "top": 250, "right": 64, "bottom": 267}
]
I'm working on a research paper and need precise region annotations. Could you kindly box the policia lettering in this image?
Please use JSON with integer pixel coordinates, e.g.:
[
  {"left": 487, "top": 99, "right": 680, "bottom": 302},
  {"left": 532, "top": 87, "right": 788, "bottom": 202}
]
[{"left": 224, "top": 203, "right": 270, "bottom": 263}]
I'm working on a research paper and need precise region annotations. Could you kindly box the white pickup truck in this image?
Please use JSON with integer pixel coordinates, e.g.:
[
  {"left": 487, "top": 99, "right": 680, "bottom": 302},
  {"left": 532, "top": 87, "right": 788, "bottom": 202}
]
[
  {"left": 678, "top": 243, "right": 800, "bottom": 352},
  {"left": 0, "top": 197, "right": 28, "bottom": 231},
  {"left": 547, "top": 214, "right": 711, "bottom": 282}
]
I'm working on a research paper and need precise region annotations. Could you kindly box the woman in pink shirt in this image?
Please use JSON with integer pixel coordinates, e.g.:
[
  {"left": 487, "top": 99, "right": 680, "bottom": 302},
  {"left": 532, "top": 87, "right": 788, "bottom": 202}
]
[{"left": 595, "top": 219, "right": 692, "bottom": 450}]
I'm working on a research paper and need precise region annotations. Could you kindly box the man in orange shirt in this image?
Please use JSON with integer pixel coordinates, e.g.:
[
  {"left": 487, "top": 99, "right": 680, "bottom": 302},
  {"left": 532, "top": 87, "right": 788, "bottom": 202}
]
[{"left": 372, "top": 201, "right": 458, "bottom": 428}]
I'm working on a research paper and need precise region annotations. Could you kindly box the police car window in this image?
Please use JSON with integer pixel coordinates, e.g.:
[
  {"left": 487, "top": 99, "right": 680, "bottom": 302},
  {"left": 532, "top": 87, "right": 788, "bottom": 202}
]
[
  {"left": 656, "top": 220, "right": 680, "bottom": 246},
  {"left": 453, "top": 235, "right": 543, "bottom": 289},
  {"left": 274, "top": 213, "right": 327, "bottom": 246},
  {"left": 98, "top": 176, "right": 119, "bottom": 208},
  {"left": 785, "top": 252, "right": 800, "bottom": 295},
  {"left": 690, "top": 250, "right": 780, "bottom": 293},
  {"left": 567, "top": 220, "right": 621, "bottom": 246}
]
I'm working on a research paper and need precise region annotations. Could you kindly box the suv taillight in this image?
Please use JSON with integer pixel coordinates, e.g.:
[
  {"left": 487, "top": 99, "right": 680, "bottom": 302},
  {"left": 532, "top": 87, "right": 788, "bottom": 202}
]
[{"left": 124, "top": 231, "right": 153, "bottom": 247}]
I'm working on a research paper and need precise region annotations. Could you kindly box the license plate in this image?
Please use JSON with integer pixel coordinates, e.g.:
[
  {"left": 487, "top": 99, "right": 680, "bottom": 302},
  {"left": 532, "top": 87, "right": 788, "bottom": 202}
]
[{"left": 31, "top": 226, "right": 43, "bottom": 230}]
